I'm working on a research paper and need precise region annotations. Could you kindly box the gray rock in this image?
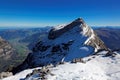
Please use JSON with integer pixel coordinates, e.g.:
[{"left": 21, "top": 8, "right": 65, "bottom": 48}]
[
  {"left": 0, "top": 36, "right": 16, "bottom": 73},
  {"left": 0, "top": 72, "right": 13, "bottom": 79}
]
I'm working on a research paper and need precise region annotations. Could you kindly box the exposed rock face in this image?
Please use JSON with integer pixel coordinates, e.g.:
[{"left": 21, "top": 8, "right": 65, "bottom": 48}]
[
  {"left": 24, "top": 67, "right": 51, "bottom": 80},
  {"left": 0, "top": 36, "right": 16, "bottom": 73},
  {"left": 12, "top": 18, "right": 108, "bottom": 74},
  {"left": 0, "top": 37, "right": 14, "bottom": 58}
]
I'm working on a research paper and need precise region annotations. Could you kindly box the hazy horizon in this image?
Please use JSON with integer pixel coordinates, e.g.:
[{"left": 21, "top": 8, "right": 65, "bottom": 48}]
[{"left": 0, "top": 25, "right": 120, "bottom": 29}]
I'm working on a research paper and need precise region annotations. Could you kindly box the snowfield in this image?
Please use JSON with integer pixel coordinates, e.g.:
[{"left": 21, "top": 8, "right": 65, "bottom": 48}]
[{"left": 3, "top": 51, "right": 120, "bottom": 80}]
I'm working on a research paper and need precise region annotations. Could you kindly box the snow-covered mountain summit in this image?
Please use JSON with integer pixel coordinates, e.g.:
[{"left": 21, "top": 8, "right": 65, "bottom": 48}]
[
  {"left": 12, "top": 18, "right": 108, "bottom": 74},
  {"left": 48, "top": 18, "right": 108, "bottom": 52}
]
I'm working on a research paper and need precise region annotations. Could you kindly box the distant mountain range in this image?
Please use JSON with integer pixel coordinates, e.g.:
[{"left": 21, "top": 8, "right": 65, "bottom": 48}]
[
  {"left": 95, "top": 28, "right": 120, "bottom": 50},
  {"left": 0, "top": 26, "right": 120, "bottom": 51}
]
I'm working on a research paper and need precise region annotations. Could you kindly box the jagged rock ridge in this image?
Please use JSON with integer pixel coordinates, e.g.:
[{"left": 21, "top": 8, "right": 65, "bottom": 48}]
[{"left": 12, "top": 18, "right": 108, "bottom": 74}]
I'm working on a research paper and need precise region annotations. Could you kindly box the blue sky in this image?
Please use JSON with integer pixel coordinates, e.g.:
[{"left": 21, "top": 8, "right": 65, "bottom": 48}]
[{"left": 0, "top": 0, "right": 120, "bottom": 27}]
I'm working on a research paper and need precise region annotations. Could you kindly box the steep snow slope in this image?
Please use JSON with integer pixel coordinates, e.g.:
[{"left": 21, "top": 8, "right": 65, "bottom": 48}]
[
  {"left": 12, "top": 18, "right": 108, "bottom": 74},
  {"left": 3, "top": 51, "right": 120, "bottom": 80}
]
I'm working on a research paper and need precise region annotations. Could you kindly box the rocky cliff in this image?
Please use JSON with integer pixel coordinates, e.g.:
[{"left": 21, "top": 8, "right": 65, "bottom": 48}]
[
  {"left": 0, "top": 37, "right": 14, "bottom": 58},
  {"left": 0, "top": 36, "right": 16, "bottom": 72}
]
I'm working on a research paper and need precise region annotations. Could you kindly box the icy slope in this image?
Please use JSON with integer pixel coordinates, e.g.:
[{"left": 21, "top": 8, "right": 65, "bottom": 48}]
[
  {"left": 12, "top": 18, "right": 108, "bottom": 74},
  {"left": 3, "top": 51, "right": 120, "bottom": 80}
]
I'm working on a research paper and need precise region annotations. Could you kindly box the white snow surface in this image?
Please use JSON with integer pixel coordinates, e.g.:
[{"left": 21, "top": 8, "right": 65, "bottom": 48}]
[
  {"left": 3, "top": 52, "right": 120, "bottom": 80},
  {"left": 2, "top": 69, "right": 33, "bottom": 80},
  {"left": 53, "top": 24, "right": 67, "bottom": 31}
]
